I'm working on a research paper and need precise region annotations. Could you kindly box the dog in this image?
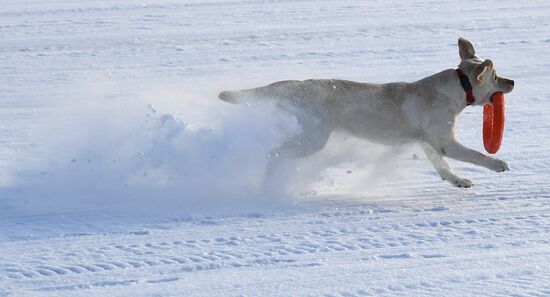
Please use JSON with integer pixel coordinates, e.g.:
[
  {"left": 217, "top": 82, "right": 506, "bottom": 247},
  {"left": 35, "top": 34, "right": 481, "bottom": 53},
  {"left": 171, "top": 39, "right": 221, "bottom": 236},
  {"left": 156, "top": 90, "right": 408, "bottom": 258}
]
[{"left": 219, "top": 38, "right": 514, "bottom": 188}]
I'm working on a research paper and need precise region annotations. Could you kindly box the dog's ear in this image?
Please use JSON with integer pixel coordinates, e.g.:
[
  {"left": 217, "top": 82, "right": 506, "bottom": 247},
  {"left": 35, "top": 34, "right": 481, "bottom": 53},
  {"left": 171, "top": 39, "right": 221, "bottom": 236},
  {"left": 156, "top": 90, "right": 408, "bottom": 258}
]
[
  {"left": 473, "top": 59, "right": 493, "bottom": 85},
  {"left": 458, "top": 37, "right": 476, "bottom": 60}
]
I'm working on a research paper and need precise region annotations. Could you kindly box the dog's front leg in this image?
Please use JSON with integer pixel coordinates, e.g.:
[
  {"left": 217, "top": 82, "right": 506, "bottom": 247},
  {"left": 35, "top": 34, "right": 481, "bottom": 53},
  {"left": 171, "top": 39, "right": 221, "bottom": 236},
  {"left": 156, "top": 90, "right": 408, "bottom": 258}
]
[
  {"left": 421, "top": 143, "right": 473, "bottom": 188},
  {"left": 440, "top": 139, "right": 509, "bottom": 172}
]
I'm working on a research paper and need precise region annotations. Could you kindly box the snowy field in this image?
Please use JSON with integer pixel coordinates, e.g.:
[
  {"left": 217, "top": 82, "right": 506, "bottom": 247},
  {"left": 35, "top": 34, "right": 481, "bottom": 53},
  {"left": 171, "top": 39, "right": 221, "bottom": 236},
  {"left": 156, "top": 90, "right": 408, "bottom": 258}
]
[{"left": 1, "top": 0, "right": 550, "bottom": 296}]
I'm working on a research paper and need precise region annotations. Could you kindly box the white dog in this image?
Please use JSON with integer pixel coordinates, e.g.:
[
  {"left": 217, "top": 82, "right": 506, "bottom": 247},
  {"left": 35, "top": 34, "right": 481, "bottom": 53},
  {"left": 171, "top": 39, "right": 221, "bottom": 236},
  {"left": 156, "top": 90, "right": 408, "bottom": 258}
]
[{"left": 219, "top": 38, "right": 514, "bottom": 188}]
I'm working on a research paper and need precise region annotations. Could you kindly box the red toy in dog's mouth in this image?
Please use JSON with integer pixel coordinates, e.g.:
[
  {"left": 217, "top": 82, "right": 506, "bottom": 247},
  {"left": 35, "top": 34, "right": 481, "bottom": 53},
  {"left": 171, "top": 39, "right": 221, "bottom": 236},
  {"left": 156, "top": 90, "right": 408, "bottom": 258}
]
[{"left": 483, "top": 92, "right": 505, "bottom": 154}]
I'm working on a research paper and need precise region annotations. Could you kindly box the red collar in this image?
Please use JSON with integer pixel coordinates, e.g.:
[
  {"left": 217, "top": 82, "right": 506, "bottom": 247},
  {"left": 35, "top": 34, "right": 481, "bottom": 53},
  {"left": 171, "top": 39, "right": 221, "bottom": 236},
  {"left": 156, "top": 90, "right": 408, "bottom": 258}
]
[{"left": 456, "top": 68, "right": 475, "bottom": 105}]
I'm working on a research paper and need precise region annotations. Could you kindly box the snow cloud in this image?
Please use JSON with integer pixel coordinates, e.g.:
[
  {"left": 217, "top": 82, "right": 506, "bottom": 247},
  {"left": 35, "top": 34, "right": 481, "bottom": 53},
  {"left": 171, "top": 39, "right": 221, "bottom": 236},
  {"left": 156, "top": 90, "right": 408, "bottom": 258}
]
[{"left": 3, "top": 76, "right": 299, "bottom": 216}]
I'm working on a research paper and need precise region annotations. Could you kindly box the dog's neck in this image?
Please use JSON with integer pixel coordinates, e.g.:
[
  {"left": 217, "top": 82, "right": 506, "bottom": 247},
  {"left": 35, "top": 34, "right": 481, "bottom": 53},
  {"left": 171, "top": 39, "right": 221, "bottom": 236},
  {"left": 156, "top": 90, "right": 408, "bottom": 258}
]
[
  {"left": 455, "top": 69, "right": 475, "bottom": 105},
  {"left": 426, "top": 69, "right": 471, "bottom": 115}
]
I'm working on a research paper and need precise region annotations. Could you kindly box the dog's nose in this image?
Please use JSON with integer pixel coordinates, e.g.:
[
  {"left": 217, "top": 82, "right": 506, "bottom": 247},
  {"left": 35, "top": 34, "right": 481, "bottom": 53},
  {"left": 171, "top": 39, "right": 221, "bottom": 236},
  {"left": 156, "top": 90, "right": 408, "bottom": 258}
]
[{"left": 510, "top": 80, "right": 514, "bottom": 86}]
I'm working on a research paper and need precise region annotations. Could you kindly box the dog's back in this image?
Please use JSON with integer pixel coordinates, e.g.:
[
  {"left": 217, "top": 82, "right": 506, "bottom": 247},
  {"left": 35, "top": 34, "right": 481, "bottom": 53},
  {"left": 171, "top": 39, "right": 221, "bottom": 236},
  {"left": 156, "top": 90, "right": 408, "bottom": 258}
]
[{"left": 219, "top": 78, "right": 420, "bottom": 145}]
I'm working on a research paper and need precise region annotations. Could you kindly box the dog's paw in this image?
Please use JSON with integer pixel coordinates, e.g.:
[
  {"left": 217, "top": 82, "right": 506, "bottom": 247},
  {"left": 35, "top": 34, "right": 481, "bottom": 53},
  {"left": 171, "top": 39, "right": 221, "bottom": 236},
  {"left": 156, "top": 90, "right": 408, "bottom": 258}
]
[
  {"left": 450, "top": 178, "right": 473, "bottom": 188},
  {"left": 489, "top": 158, "right": 510, "bottom": 172},
  {"left": 442, "top": 172, "right": 473, "bottom": 188}
]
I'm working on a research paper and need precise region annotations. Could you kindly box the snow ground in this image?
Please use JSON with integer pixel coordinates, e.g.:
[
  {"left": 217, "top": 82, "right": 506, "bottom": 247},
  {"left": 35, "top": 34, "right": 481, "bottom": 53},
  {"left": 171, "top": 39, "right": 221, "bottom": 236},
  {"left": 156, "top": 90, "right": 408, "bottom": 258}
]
[{"left": 1, "top": 0, "right": 550, "bottom": 296}]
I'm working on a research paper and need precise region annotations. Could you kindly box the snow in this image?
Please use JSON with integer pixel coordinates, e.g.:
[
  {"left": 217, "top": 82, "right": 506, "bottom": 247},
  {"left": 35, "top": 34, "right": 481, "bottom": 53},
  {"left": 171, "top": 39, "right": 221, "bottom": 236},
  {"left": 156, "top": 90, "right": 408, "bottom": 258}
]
[{"left": 1, "top": 0, "right": 550, "bottom": 296}]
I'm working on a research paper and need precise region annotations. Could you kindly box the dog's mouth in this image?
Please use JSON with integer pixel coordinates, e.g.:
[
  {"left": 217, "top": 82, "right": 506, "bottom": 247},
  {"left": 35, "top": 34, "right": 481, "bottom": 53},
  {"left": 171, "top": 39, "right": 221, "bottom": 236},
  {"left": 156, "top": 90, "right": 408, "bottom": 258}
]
[
  {"left": 490, "top": 93, "right": 497, "bottom": 103},
  {"left": 489, "top": 92, "right": 505, "bottom": 103}
]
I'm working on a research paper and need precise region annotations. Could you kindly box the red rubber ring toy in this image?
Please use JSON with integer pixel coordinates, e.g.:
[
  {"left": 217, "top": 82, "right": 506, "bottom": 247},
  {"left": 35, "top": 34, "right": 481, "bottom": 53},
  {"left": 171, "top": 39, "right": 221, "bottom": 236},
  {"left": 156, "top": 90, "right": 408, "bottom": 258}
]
[{"left": 483, "top": 92, "right": 505, "bottom": 154}]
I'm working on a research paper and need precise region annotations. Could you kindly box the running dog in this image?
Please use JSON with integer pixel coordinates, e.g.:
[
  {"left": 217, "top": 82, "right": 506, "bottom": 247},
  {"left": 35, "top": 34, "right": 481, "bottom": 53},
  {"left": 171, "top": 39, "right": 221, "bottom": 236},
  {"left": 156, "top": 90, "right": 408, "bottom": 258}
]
[{"left": 219, "top": 38, "right": 514, "bottom": 188}]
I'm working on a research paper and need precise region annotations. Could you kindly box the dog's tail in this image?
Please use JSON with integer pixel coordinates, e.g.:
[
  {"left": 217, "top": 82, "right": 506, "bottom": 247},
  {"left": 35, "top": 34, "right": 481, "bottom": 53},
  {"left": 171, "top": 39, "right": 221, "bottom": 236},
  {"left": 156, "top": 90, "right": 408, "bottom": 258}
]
[
  {"left": 218, "top": 91, "right": 240, "bottom": 104},
  {"left": 218, "top": 89, "right": 259, "bottom": 104},
  {"left": 219, "top": 81, "right": 298, "bottom": 104}
]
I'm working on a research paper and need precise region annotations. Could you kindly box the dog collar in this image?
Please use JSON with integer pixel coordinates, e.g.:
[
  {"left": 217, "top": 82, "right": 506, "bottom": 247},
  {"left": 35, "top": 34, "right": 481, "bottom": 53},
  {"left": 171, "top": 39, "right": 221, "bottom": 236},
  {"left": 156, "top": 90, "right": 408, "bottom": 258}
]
[{"left": 456, "top": 68, "right": 475, "bottom": 105}]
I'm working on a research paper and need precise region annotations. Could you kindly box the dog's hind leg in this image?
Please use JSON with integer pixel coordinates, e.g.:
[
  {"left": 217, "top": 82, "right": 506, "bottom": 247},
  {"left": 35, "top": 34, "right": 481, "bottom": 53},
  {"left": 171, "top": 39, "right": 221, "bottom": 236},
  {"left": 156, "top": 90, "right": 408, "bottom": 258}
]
[
  {"left": 421, "top": 143, "right": 473, "bottom": 188},
  {"left": 263, "top": 122, "right": 332, "bottom": 192}
]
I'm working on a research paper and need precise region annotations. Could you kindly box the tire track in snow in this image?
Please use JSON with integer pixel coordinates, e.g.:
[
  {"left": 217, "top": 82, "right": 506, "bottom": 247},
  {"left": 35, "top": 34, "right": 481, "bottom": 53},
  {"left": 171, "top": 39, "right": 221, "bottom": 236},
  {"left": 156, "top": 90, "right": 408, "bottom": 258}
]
[{"left": 1, "top": 211, "right": 547, "bottom": 292}]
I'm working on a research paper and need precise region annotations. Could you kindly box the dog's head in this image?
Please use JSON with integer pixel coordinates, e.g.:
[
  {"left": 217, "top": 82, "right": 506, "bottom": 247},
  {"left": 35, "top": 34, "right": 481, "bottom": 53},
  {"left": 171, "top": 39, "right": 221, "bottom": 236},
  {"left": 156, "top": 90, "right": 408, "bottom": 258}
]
[{"left": 457, "top": 37, "right": 514, "bottom": 105}]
